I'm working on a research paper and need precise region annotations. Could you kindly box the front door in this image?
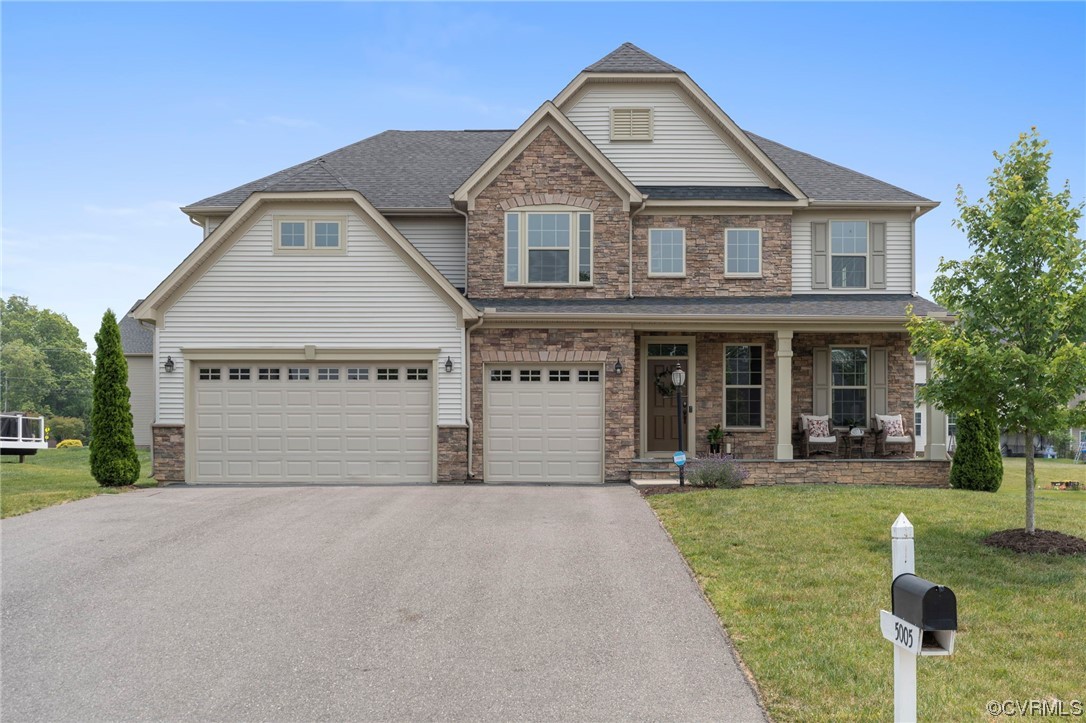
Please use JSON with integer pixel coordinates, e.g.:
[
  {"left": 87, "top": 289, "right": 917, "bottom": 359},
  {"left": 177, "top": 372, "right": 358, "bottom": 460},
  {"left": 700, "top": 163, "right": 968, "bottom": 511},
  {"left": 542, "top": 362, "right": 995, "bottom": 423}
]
[{"left": 643, "top": 339, "right": 694, "bottom": 455}]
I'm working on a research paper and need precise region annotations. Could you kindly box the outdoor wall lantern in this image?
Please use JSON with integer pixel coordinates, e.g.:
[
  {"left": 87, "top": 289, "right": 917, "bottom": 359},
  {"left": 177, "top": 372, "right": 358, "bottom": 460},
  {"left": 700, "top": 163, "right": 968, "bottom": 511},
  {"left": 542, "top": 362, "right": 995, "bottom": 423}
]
[
  {"left": 613, "top": 359, "right": 624, "bottom": 376},
  {"left": 444, "top": 356, "right": 454, "bottom": 373},
  {"left": 164, "top": 356, "right": 175, "bottom": 373}
]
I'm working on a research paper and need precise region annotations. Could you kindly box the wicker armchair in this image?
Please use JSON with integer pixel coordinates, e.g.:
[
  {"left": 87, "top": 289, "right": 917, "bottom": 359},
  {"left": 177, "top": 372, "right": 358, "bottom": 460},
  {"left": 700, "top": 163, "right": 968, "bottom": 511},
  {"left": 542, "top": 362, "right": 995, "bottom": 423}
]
[
  {"left": 798, "top": 415, "right": 839, "bottom": 458},
  {"left": 873, "top": 414, "right": 915, "bottom": 457}
]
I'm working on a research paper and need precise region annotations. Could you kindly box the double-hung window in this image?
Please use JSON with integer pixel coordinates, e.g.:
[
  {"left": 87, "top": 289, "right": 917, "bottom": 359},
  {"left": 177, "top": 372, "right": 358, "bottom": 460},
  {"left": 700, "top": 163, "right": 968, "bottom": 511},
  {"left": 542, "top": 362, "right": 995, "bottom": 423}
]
[
  {"left": 505, "top": 210, "right": 592, "bottom": 285},
  {"left": 830, "top": 221, "right": 868, "bottom": 288},
  {"left": 275, "top": 217, "right": 347, "bottom": 252},
  {"left": 724, "top": 345, "right": 763, "bottom": 428},
  {"left": 648, "top": 229, "right": 685, "bottom": 276},
  {"left": 726, "top": 228, "right": 761, "bottom": 277},
  {"left": 831, "top": 347, "right": 868, "bottom": 427}
]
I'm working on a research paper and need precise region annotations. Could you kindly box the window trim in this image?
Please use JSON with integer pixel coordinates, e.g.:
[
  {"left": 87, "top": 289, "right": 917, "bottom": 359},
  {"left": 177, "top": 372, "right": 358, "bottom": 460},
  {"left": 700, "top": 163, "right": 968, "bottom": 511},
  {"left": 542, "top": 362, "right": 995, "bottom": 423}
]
[
  {"left": 830, "top": 345, "right": 870, "bottom": 427},
  {"left": 829, "top": 219, "right": 870, "bottom": 290},
  {"left": 503, "top": 207, "right": 593, "bottom": 287},
  {"left": 724, "top": 227, "right": 763, "bottom": 278},
  {"left": 647, "top": 227, "right": 686, "bottom": 278},
  {"left": 609, "top": 106, "right": 654, "bottom": 142},
  {"left": 273, "top": 215, "right": 349, "bottom": 254},
  {"left": 722, "top": 344, "right": 765, "bottom": 430}
]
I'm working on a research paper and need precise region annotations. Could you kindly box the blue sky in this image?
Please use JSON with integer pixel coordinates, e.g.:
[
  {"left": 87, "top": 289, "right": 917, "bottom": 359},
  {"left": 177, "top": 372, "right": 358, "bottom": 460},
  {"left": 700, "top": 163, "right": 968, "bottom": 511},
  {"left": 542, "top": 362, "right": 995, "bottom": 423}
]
[{"left": 3, "top": 2, "right": 1084, "bottom": 347}]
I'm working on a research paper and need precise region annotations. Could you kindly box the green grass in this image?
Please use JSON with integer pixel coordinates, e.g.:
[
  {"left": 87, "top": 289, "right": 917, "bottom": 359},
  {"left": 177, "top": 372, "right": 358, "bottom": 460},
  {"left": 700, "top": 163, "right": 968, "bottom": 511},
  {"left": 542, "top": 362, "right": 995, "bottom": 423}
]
[
  {"left": 1, "top": 448, "right": 154, "bottom": 518},
  {"left": 648, "top": 459, "right": 1086, "bottom": 722}
]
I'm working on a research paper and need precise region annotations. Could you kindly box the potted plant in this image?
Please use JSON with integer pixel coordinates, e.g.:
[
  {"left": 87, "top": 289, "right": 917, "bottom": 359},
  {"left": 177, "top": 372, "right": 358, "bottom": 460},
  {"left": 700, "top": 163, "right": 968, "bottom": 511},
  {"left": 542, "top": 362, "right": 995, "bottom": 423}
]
[{"left": 708, "top": 424, "right": 724, "bottom": 454}]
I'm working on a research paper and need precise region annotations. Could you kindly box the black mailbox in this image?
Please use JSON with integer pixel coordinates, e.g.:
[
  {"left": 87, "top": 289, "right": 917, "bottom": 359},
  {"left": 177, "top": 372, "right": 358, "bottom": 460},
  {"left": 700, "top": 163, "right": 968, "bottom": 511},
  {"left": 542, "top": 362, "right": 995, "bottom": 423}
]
[{"left": 892, "top": 573, "right": 957, "bottom": 631}]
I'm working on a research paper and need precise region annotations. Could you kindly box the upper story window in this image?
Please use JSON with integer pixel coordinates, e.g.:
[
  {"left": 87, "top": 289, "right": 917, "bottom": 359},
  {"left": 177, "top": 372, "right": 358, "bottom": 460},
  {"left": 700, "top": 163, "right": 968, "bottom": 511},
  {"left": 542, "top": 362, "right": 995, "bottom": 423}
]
[
  {"left": 726, "top": 228, "right": 762, "bottom": 277},
  {"left": 505, "top": 210, "right": 592, "bottom": 286},
  {"left": 830, "top": 221, "right": 868, "bottom": 288},
  {"left": 275, "top": 217, "right": 347, "bottom": 253},
  {"left": 648, "top": 229, "right": 685, "bottom": 277},
  {"left": 610, "top": 107, "right": 653, "bottom": 141}
]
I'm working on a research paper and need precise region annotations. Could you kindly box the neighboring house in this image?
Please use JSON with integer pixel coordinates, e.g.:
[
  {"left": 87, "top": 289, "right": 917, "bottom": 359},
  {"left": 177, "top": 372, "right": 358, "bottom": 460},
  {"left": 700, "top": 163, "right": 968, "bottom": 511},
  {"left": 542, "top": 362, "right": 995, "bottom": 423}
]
[
  {"left": 1000, "top": 392, "right": 1086, "bottom": 458},
  {"left": 133, "top": 43, "right": 951, "bottom": 485},
  {"left": 119, "top": 301, "right": 154, "bottom": 448}
]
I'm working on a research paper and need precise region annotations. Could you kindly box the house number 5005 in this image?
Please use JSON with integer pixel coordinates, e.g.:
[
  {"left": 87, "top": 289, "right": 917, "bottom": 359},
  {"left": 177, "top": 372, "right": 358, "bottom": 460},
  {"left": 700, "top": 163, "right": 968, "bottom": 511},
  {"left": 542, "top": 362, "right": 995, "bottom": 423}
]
[{"left": 894, "top": 622, "right": 914, "bottom": 648}]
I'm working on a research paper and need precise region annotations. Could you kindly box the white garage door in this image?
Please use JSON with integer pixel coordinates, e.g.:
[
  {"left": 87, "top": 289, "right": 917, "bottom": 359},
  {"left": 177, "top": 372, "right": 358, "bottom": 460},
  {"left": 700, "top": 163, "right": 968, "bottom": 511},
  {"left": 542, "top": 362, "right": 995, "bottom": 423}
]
[
  {"left": 192, "top": 362, "right": 433, "bottom": 483},
  {"left": 484, "top": 365, "right": 604, "bottom": 483}
]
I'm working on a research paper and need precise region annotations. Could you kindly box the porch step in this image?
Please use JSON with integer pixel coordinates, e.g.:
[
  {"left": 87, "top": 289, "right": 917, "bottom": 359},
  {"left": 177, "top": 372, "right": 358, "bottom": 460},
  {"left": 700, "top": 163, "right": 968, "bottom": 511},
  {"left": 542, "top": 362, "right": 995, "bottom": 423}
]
[
  {"left": 629, "top": 457, "right": 681, "bottom": 482},
  {"left": 630, "top": 477, "right": 680, "bottom": 489}
]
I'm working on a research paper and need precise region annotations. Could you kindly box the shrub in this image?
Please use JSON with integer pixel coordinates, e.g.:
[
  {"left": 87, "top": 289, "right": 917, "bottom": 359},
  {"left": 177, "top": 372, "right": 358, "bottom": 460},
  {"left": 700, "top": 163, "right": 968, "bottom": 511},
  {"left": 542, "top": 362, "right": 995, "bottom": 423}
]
[
  {"left": 56, "top": 439, "right": 84, "bottom": 449},
  {"left": 686, "top": 454, "right": 749, "bottom": 489},
  {"left": 950, "top": 410, "right": 1003, "bottom": 492},
  {"left": 48, "top": 416, "right": 85, "bottom": 442},
  {"left": 89, "top": 310, "right": 140, "bottom": 486}
]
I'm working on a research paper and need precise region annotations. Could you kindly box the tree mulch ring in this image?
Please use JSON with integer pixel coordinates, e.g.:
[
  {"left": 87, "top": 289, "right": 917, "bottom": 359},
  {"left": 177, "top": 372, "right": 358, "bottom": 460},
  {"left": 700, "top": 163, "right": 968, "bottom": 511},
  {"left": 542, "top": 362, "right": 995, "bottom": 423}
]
[
  {"left": 638, "top": 485, "right": 704, "bottom": 497},
  {"left": 982, "top": 528, "right": 1086, "bottom": 555}
]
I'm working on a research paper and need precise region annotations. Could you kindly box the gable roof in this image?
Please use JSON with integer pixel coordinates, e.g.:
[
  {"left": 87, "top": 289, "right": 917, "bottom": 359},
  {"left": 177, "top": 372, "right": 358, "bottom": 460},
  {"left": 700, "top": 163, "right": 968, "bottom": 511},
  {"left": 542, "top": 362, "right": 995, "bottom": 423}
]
[
  {"left": 119, "top": 300, "right": 153, "bottom": 355},
  {"left": 584, "top": 42, "right": 683, "bottom": 74}
]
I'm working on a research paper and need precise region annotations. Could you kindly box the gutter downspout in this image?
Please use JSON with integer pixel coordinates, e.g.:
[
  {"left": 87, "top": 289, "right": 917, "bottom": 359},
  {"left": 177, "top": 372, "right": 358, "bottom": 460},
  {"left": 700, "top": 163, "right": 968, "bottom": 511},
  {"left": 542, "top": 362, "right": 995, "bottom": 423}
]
[
  {"left": 629, "top": 197, "right": 648, "bottom": 299},
  {"left": 910, "top": 205, "right": 921, "bottom": 295},
  {"left": 451, "top": 198, "right": 481, "bottom": 480}
]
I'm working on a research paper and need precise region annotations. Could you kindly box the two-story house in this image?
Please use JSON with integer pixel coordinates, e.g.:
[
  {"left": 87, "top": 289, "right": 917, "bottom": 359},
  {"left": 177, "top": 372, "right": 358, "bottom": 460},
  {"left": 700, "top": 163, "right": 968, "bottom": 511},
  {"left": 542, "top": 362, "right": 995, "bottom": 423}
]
[{"left": 133, "top": 43, "right": 952, "bottom": 485}]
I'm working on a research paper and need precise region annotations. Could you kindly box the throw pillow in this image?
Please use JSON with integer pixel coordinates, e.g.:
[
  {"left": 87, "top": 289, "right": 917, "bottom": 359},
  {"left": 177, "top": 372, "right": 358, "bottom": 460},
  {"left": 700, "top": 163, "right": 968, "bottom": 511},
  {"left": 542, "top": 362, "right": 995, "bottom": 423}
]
[
  {"left": 884, "top": 415, "right": 905, "bottom": 437},
  {"left": 807, "top": 417, "right": 830, "bottom": 438}
]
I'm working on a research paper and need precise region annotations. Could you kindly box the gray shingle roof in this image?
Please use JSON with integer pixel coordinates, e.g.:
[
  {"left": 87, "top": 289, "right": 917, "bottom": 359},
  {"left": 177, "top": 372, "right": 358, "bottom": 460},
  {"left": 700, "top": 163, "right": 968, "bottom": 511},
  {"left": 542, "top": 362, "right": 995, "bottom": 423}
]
[
  {"left": 472, "top": 294, "right": 947, "bottom": 319},
  {"left": 188, "top": 130, "right": 515, "bottom": 210},
  {"left": 584, "top": 43, "right": 683, "bottom": 74},
  {"left": 120, "top": 300, "right": 153, "bottom": 355},
  {"left": 746, "top": 132, "right": 933, "bottom": 204},
  {"left": 638, "top": 186, "right": 796, "bottom": 202}
]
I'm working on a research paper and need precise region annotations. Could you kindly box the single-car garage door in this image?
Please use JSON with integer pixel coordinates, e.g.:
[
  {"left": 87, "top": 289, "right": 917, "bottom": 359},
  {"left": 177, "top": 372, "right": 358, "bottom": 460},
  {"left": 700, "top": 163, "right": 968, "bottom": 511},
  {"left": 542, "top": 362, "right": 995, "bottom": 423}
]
[
  {"left": 484, "top": 365, "right": 604, "bottom": 483},
  {"left": 192, "top": 362, "right": 433, "bottom": 483}
]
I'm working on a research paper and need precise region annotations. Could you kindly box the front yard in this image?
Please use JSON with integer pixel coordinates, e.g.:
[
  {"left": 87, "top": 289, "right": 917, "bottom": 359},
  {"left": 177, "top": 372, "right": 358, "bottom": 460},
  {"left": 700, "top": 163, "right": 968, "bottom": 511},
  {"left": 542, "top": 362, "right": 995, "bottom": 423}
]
[
  {"left": 1, "top": 448, "right": 154, "bottom": 518},
  {"left": 649, "top": 459, "right": 1086, "bottom": 721}
]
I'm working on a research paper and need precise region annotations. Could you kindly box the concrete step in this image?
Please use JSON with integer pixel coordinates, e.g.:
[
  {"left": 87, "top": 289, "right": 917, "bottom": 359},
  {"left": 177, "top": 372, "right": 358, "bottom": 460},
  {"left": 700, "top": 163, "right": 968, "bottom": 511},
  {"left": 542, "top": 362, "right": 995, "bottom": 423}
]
[{"left": 630, "top": 478, "right": 680, "bottom": 488}]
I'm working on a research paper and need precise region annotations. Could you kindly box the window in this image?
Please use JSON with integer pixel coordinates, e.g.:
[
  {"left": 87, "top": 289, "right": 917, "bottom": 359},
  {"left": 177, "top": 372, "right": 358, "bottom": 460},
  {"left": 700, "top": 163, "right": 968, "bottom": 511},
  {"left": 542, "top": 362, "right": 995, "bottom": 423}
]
[
  {"left": 726, "top": 228, "right": 762, "bottom": 277},
  {"left": 377, "top": 368, "right": 399, "bottom": 381},
  {"left": 317, "top": 367, "right": 339, "bottom": 381},
  {"left": 258, "top": 368, "right": 280, "bottom": 381},
  {"left": 649, "top": 229, "right": 685, "bottom": 276},
  {"left": 578, "top": 370, "right": 600, "bottom": 383},
  {"left": 275, "top": 217, "right": 347, "bottom": 252},
  {"left": 647, "top": 343, "right": 688, "bottom": 357},
  {"left": 830, "top": 221, "right": 868, "bottom": 288},
  {"left": 724, "top": 345, "right": 763, "bottom": 428},
  {"left": 831, "top": 348, "right": 868, "bottom": 427},
  {"left": 610, "top": 107, "right": 653, "bottom": 141},
  {"left": 915, "top": 411, "right": 924, "bottom": 437},
  {"left": 347, "top": 367, "right": 369, "bottom": 381},
  {"left": 947, "top": 414, "right": 958, "bottom": 438},
  {"left": 520, "top": 370, "right": 541, "bottom": 382},
  {"left": 288, "top": 367, "right": 310, "bottom": 381},
  {"left": 407, "top": 368, "right": 429, "bottom": 381},
  {"left": 548, "top": 370, "right": 571, "bottom": 382},
  {"left": 504, "top": 210, "right": 592, "bottom": 286},
  {"left": 490, "top": 369, "right": 512, "bottom": 382},
  {"left": 198, "top": 367, "right": 220, "bottom": 381},
  {"left": 228, "top": 367, "right": 251, "bottom": 381}
]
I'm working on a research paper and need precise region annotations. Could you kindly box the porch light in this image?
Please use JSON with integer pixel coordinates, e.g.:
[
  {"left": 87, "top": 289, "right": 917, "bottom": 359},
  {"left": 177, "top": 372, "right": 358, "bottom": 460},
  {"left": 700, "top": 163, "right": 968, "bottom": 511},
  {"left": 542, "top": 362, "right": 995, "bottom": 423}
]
[
  {"left": 613, "top": 359, "right": 624, "bottom": 376},
  {"left": 164, "top": 356, "right": 175, "bottom": 373},
  {"left": 444, "top": 356, "right": 454, "bottom": 373},
  {"left": 671, "top": 364, "right": 686, "bottom": 388}
]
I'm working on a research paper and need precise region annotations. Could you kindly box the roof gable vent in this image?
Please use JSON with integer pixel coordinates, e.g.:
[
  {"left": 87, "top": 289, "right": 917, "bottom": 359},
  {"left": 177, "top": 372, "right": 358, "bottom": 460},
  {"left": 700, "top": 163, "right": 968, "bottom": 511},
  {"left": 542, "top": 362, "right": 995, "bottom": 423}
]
[{"left": 610, "top": 107, "right": 653, "bottom": 141}]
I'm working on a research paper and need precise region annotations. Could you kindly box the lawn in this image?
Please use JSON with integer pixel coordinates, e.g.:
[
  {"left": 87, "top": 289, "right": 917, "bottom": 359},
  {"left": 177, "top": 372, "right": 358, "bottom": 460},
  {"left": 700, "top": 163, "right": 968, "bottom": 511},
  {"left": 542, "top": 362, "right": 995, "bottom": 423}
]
[
  {"left": 1, "top": 448, "right": 155, "bottom": 518},
  {"left": 648, "top": 459, "right": 1086, "bottom": 722}
]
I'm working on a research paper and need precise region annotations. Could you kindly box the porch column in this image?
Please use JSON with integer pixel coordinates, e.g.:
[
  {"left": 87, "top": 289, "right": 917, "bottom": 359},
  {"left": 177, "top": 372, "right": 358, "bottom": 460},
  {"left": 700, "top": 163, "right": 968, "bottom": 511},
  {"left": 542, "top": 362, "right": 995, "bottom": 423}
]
[
  {"left": 776, "top": 330, "right": 794, "bottom": 460},
  {"left": 925, "top": 404, "right": 948, "bottom": 460}
]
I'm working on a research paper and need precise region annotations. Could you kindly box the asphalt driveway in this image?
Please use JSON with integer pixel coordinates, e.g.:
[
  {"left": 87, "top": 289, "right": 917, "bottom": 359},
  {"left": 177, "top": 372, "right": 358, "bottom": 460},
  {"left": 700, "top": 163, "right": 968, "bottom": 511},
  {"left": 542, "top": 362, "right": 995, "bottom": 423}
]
[{"left": 1, "top": 485, "right": 765, "bottom": 722}]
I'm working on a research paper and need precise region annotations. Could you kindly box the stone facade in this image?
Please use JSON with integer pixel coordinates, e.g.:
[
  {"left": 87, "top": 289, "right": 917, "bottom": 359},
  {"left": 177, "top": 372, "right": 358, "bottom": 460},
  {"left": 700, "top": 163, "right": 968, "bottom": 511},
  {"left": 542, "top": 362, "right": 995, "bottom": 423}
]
[
  {"left": 467, "top": 127, "right": 630, "bottom": 299},
  {"left": 632, "top": 214, "right": 791, "bottom": 297},
  {"left": 740, "top": 459, "right": 950, "bottom": 487},
  {"left": 469, "top": 327, "right": 636, "bottom": 482},
  {"left": 151, "top": 424, "right": 184, "bottom": 483},
  {"left": 437, "top": 427, "right": 469, "bottom": 483}
]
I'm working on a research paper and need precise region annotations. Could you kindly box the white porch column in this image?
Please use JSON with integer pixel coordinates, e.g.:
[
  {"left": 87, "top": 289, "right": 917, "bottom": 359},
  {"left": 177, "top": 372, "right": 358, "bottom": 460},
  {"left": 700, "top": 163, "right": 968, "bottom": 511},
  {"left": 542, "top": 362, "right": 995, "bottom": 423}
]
[
  {"left": 776, "top": 330, "right": 794, "bottom": 460},
  {"left": 925, "top": 404, "right": 948, "bottom": 461}
]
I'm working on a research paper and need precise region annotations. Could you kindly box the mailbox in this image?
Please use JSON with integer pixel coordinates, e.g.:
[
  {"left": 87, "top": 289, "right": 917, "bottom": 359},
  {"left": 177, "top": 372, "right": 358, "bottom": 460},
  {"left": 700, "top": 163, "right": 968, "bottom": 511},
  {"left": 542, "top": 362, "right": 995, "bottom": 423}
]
[{"left": 892, "top": 573, "right": 957, "bottom": 655}]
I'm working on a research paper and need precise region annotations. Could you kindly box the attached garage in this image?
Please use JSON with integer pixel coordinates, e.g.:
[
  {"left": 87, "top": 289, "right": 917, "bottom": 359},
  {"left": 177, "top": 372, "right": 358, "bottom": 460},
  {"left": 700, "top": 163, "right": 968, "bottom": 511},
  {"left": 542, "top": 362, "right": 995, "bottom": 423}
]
[
  {"left": 192, "top": 361, "right": 434, "bottom": 483},
  {"left": 484, "top": 364, "right": 605, "bottom": 483}
]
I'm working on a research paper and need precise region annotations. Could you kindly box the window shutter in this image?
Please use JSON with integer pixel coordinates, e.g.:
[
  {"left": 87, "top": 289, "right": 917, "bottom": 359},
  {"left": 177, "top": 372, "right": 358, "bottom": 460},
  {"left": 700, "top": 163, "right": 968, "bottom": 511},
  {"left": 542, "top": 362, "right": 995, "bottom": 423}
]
[
  {"left": 870, "top": 222, "right": 887, "bottom": 289},
  {"left": 813, "top": 348, "right": 830, "bottom": 416},
  {"left": 811, "top": 222, "right": 828, "bottom": 289},
  {"left": 871, "top": 347, "right": 889, "bottom": 418}
]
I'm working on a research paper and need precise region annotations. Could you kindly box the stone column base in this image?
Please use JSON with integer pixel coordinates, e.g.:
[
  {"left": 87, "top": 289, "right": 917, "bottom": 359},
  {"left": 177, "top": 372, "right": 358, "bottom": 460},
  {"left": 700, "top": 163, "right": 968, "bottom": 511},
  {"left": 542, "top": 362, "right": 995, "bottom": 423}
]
[{"left": 152, "top": 424, "right": 185, "bottom": 483}]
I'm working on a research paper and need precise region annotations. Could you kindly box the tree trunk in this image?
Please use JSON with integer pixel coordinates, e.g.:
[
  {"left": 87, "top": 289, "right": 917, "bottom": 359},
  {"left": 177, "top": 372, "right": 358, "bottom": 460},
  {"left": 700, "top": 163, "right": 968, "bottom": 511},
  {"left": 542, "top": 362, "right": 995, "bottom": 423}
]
[{"left": 1024, "top": 427, "right": 1036, "bottom": 534}]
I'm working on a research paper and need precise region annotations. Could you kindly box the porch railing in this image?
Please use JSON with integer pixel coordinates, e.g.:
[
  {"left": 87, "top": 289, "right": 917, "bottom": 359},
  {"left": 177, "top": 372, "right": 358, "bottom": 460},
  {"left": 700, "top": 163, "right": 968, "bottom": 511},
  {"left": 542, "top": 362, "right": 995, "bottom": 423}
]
[{"left": 0, "top": 413, "right": 48, "bottom": 452}]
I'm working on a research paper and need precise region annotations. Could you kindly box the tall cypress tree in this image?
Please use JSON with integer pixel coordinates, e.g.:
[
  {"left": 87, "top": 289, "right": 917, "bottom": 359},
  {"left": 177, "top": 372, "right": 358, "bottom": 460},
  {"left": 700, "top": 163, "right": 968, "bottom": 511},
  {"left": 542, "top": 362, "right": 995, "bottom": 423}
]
[
  {"left": 90, "top": 309, "right": 140, "bottom": 486},
  {"left": 949, "top": 410, "right": 1003, "bottom": 492}
]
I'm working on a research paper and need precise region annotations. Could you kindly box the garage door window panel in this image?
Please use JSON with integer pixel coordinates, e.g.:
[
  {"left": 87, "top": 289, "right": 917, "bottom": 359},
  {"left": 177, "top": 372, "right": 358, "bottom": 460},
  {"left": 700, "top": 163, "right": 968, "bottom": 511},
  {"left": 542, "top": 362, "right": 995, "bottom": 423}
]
[
  {"left": 347, "top": 367, "right": 369, "bottom": 381},
  {"left": 229, "top": 367, "right": 251, "bottom": 381},
  {"left": 288, "top": 367, "right": 310, "bottom": 381},
  {"left": 378, "top": 368, "right": 399, "bottom": 381},
  {"left": 407, "top": 368, "right": 429, "bottom": 381},
  {"left": 199, "top": 368, "right": 221, "bottom": 381},
  {"left": 318, "top": 367, "right": 340, "bottom": 381},
  {"left": 258, "top": 368, "right": 280, "bottom": 381}
]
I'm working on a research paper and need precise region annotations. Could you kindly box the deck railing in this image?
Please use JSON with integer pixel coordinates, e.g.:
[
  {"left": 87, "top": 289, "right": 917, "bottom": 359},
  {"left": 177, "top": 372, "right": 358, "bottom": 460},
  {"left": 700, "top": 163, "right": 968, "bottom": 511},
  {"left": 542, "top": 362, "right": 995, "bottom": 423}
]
[{"left": 0, "top": 413, "right": 48, "bottom": 451}]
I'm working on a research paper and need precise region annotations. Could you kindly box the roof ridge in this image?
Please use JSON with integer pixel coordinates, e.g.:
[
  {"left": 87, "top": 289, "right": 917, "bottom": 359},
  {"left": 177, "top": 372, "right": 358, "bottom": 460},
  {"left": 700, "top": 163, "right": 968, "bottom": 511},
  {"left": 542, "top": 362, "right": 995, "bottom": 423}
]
[{"left": 584, "top": 42, "right": 683, "bottom": 73}]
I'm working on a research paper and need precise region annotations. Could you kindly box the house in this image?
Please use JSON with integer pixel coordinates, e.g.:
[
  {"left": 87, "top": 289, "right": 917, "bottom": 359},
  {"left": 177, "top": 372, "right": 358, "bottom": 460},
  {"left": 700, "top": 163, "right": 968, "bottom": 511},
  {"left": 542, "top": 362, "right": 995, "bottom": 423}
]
[
  {"left": 132, "top": 43, "right": 952, "bottom": 485},
  {"left": 119, "top": 301, "right": 154, "bottom": 448}
]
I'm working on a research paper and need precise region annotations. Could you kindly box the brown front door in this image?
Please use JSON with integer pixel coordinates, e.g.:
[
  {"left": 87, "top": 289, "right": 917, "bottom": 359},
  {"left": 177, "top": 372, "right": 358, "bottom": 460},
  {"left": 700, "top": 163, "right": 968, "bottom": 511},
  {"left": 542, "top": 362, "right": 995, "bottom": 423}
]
[{"left": 647, "top": 359, "right": 688, "bottom": 452}]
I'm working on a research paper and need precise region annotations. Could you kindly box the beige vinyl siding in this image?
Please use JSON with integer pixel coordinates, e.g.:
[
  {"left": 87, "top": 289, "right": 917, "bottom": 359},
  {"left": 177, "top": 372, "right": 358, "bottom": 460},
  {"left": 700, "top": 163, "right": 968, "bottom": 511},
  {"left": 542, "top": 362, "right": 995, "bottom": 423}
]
[
  {"left": 157, "top": 210, "right": 464, "bottom": 426},
  {"left": 126, "top": 355, "right": 154, "bottom": 447},
  {"left": 390, "top": 217, "right": 466, "bottom": 289},
  {"left": 792, "top": 211, "right": 913, "bottom": 293},
  {"left": 205, "top": 216, "right": 227, "bottom": 237},
  {"left": 566, "top": 86, "right": 765, "bottom": 186}
]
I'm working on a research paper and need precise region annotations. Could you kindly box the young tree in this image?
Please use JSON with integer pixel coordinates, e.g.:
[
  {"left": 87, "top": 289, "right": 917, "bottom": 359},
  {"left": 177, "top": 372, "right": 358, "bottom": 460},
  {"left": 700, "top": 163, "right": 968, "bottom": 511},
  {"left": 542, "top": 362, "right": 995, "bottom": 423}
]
[
  {"left": 909, "top": 129, "right": 1086, "bottom": 533},
  {"left": 89, "top": 310, "right": 140, "bottom": 486},
  {"left": 949, "top": 411, "right": 1003, "bottom": 492}
]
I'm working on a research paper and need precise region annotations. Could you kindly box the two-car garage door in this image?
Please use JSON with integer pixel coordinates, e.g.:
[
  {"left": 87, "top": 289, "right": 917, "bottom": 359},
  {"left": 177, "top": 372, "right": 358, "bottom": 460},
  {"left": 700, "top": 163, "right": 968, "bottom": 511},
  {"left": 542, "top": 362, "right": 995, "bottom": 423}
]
[{"left": 192, "top": 361, "right": 432, "bottom": 483}]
